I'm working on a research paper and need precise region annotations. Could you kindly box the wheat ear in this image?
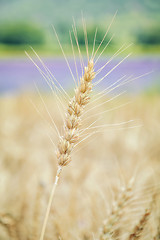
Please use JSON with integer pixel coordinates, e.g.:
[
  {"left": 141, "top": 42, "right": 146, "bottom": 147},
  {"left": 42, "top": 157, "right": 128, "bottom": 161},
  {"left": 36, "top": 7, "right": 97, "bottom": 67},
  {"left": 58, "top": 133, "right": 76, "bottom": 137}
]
[
  {"left": 99, "top": 179, "right": 134, "bottom": 240},
  {"left": 128, "top": 209, "right": 150, "bottom": 240},
  {"left": 39, "top": 59, "right": 95, "bottom": 240},
  {"left": 0, "top": 213, "right": 19, "bottom": 240}
]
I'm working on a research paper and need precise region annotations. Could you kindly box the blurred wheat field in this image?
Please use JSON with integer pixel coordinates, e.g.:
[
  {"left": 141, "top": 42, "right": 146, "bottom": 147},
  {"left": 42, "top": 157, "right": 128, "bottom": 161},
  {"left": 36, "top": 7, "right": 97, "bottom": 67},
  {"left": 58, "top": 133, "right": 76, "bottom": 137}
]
[{"left": 0, "top": 93, "right": 160, "bottom": 240}]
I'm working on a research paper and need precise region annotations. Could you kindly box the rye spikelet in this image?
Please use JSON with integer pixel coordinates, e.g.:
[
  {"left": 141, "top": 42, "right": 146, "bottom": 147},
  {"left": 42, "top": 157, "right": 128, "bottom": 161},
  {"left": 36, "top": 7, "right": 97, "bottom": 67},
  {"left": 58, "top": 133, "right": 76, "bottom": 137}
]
[{"left": 56, "top": 59, "right": 95, "bottom": 167}]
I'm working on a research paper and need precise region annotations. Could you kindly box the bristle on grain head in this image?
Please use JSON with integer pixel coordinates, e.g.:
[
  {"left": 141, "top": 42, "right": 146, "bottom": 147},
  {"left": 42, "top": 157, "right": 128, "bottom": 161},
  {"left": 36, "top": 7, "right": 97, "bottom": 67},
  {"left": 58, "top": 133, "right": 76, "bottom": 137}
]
[{"left": 56, "top": 59, "right": 95, "bottom": 166}]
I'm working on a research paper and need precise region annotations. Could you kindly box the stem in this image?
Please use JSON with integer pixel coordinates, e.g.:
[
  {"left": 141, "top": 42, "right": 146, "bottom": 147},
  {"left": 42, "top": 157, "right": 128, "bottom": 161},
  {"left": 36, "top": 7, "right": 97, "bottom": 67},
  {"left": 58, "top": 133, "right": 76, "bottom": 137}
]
[{"left": 39, "top": 166, "right": 62, "bottom": 240}]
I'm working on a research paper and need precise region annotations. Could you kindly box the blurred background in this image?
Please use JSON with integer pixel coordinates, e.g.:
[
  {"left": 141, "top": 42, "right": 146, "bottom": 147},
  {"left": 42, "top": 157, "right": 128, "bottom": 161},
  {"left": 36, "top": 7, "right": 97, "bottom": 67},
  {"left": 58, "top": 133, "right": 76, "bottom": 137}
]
[
  {"left": 0, "top": 2, "right": 160, "bottom": 239},
  {"left": 0, "top": 0, "right": 160, "bottom": 95}
]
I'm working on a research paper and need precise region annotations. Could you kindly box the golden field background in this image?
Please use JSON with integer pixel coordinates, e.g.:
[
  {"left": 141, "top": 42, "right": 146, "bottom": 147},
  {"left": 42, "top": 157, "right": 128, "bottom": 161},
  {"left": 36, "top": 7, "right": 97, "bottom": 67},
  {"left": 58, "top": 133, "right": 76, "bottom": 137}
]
[{"left": 0, "top": 93, "right": 160, "bottom": 239}]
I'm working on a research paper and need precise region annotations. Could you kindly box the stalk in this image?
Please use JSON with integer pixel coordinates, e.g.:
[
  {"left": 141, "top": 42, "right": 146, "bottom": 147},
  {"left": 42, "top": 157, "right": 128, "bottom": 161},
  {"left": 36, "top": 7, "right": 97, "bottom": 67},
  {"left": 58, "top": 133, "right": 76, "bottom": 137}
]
[{"left": 39, "top": 166, "right": 62, "bottom": 240}]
